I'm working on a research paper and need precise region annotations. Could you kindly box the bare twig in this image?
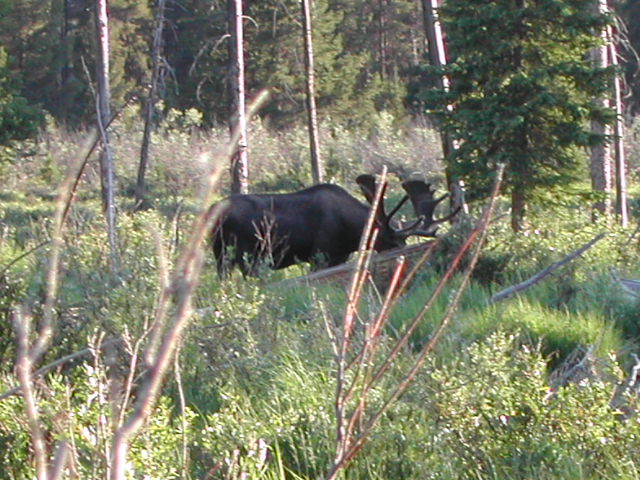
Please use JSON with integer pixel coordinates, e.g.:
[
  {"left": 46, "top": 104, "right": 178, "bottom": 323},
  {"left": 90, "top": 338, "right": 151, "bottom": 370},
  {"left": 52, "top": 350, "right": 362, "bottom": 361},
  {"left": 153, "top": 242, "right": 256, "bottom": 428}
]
[
  {"left": 327, "top": 165, "right": 504, "bottom": 479},
  {"left": 0, "top": 337, "right": 122, "bottom": 402},
  {"left": 109, "top": 91, "right": 269, "bottom": 480},
  {"left": 174, "top": 347, "right": 190, "bottom": 480},
  {"left": 0, "top": 240, "right": 50, "bottom": 278},
  {"left": 49, "top": 441, "right": 71, "bottom": 480},
  {"left": 489, "top": 232, "right": 607, "bottom": 304},
  {"left": 333, "top": 169, "right": 387, "bottom": 462},
  {"left": 115, "top": 330, "right": 146, "bottom": 429},
  {"left": 7, "top": 138, "right": 114, "bottom": 478},
  {"left": 13, "top": 309, "right": 49, "bottom": 480}
]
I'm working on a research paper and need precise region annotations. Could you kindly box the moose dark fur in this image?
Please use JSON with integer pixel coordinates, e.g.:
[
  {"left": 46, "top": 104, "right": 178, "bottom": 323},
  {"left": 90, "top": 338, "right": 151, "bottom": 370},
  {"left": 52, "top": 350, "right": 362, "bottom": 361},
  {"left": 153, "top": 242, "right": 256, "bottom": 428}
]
[{"left": 210, "top": 175, "right": 459, "bottom": 275}]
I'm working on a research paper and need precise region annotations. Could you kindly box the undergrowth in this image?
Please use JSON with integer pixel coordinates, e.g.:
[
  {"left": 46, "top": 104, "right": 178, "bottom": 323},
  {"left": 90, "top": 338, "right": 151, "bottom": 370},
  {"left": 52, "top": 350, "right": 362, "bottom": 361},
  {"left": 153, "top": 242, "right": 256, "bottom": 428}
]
[{"left": 0, "top": 116, "right": 639, "bottom": 478}]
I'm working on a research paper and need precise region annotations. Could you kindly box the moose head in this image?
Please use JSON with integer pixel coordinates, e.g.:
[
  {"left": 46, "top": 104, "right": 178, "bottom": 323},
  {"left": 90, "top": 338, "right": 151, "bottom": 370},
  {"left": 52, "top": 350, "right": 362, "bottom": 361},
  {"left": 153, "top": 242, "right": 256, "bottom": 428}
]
[{"left": 356, "top": 174, "right": 461, "bottom": 241}]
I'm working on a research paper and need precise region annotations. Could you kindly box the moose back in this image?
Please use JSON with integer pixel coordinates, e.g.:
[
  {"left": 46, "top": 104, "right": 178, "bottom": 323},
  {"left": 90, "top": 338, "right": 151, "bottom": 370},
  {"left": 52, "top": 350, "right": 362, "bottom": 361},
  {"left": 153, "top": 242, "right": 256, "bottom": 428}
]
[{"left": 209, "top": 175, "right": 458, "bottom": 275}]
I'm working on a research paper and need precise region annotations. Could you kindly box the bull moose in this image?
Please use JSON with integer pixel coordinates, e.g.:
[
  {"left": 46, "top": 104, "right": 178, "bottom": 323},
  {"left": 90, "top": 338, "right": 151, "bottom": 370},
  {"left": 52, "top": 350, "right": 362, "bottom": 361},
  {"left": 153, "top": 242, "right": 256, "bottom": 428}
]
[{"left": 210, "top": 175, "right": 459, "bottom": 275}]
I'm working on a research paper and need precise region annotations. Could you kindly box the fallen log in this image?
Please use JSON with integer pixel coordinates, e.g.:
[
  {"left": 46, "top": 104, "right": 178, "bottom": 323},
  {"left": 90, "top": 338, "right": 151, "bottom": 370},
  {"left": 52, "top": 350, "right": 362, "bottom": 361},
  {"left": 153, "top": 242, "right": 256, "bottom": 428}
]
[
  {"left": 279, "top": 241, "right": 436, "bottom": 288},
  {"left": 489, "top": 233, "right": 606, "bottom": 304}
]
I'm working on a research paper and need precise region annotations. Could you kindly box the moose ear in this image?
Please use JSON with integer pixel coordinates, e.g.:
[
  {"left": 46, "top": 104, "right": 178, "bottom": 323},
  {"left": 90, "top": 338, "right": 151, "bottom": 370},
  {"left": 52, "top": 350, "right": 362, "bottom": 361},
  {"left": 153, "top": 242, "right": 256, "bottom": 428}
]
[{"left": 356, "top": 174, "right": 377, "bottom": 204}]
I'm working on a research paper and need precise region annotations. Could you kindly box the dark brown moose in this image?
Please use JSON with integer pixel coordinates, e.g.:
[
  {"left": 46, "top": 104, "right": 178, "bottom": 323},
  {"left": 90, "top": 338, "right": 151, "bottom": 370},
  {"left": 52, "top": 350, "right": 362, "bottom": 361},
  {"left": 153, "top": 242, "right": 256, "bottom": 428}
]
[{"left": 210, "top": 175, "right": 459, "bottom": 275}]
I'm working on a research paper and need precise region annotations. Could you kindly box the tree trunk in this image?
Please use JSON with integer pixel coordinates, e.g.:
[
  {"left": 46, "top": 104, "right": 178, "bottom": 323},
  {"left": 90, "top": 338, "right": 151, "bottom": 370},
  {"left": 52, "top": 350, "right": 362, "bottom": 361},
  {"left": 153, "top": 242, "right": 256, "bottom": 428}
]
[
  {"left": 94, "top": 0, "right": 118, "bottom": 271},
  {"left": 301, "top": 0, "right": 323, "bottom": 184},
  {"left": 228, "top": 0, "right": 249, "bottom": 194},
  {"left": 510, "top": 187, "right": 526, "bottom": 232},
  {"left": 135, "top": 0, "right": 167, "bottom": 210},
  {"left": 608, "top": 23, "right": 629, "bottom": 226},
  {"left": 420, "top": 0, "right": 467, "bottom": 214},
  {"left": 377, "top": 0, "right": 388, "bottom": 80},
  {"left": 590, "top": 0, "right": 613, "bottom": 219}
]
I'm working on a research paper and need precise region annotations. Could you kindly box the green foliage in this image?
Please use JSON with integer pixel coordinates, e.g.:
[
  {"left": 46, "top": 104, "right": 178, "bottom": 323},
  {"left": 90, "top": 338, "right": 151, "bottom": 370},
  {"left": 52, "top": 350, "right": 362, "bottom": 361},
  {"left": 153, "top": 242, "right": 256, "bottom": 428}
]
[
  {"left": 468, "top": 301, "right": 623, "bottom": 366},
  {"left": 419, "top": 0, "right": 616, "bottom": 226},
  {"left": 427, "top": 332, "right": 640, "bottom": 479},
  {"left": 0, "top": 47, "right": 44, "bottom": 145},
  {"left": 0, "top": 115, "right": 639, "bottom": 479},
  {"left": 0, "top": 368, "right": 194, "bottom": 479}
]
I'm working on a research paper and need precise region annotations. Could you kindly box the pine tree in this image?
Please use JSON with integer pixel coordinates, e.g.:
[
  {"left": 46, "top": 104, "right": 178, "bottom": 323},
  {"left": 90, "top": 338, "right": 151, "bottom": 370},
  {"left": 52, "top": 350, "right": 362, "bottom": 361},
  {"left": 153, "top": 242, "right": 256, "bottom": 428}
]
[
  {"left": 0, "top": 46, "right": 44, "bottom": 145},
  {"left": 421, "top": 0, "right": 615, "bottom": 230}
]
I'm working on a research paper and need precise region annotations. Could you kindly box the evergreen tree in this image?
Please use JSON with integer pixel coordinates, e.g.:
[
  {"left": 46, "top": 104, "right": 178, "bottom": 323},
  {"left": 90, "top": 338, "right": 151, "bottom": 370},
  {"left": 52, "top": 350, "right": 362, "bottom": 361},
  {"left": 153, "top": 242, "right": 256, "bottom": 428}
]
[
  {"left": 0, "top": 0, "right": 152, "bottom": 126},
  {"left": 0, "top": 46, "right": 44, "bottom": 144},
  {"left": 162, "top": 0, "right": 228, "bottom": 121},
  {"left": 421, "top": 0, "right": 615, "bottom": 230}
]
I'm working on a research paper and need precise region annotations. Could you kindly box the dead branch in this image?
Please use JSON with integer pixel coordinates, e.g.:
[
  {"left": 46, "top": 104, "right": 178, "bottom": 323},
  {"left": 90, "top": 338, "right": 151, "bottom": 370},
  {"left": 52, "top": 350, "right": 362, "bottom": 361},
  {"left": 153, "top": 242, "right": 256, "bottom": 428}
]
[
  {"left": 326, "top": 165, "right": 504, "bottom": 480},
  {"left": 13, "top": 309, "right": 49, "bottom": 480},
  {"left": 0, "top": 337, "right": 122, "bottom": 402},
  {"left": 109, "top": 91, "right": 269, "bottom": 480},
  {"left": 49, "top": 441, "right": 71, "bottom": 480},
  {"left": 332, "top": 169, "right": 387, "bottom": 463},
  {"left": 489, "top": 233, "right": 607, "bottom": 304}
]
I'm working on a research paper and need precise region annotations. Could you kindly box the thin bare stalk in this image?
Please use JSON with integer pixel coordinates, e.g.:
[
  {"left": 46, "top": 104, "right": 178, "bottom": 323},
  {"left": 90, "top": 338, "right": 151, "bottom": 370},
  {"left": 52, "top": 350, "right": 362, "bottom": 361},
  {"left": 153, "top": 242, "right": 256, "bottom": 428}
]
[
  {"left": 342, "top": 257, "right": 407, "bottom": 445},
  {"left": 174, "top": 347, "right": 190, "bottom": 480},
  {"left": 0, "top": 337, "right": 122, "bottom": 402},
  {"left": 136, "top": 0, "right": 168, "bottom": 207},
  {"left": 115, "top": 331, "right": 145, "bottom": 429},
  {"left": 6, "top": 135, "right": 108, "bottom": 479},
  {"left": 13, "top": 309, "right": 49, "bottom": 480},
  {"left": 333, "top": 170, "right": 388, "bottom": 461},
  {"left": 89, "top": 333, "right": 112, "bottom": 477},
  {"left": 144, "top": 226, "right": 174, "bottom": 366},
  {"left": 49, "top": 441, "right": 70, "bottom": 480},
  {"left": 327, "top": 165, "right": 504, "bottom": 479},
  {"left": 30, "top": 136, "right": 97, "bottom": 364},
  {"left": 109, "top": 92, "right": 269, "bottom": 480}
]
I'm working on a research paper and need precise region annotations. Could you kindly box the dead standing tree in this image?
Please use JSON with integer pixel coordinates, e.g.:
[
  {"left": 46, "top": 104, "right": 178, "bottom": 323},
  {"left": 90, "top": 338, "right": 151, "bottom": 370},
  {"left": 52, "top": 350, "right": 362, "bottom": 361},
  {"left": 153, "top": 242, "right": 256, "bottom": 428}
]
[
  {"left": 301, "top": 0, "right": 323, "bottom": 183},
  {"left": 135, "top": 0, "right": 168, "bottom": 210},
  {"left": 94, "top": 0, "right": 118, "bottom": 270},
  {"left": 607, "top": 15, "right": 629, "bottom": 226},
  {"left": 420, "top": 0, "right": 467, "bottom": 214},
  {"left": 590, "top": 0, "right": 613, "bottom": 219},
  {"left": 228, "top": 0, "right": 249, "bottom": 194}
]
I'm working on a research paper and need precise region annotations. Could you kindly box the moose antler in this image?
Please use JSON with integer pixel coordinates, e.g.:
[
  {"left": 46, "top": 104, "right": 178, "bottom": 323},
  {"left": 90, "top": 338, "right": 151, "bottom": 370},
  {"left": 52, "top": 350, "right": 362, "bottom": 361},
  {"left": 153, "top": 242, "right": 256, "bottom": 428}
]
[
  {"left": 356, "top": 174, "right": 389, "bottom": 221},
  {"left": 401, "top": 180, "right": 461, "bottom": 237},
  {"left": 356, "top": 174, "right": 410, "bottom": 227}
]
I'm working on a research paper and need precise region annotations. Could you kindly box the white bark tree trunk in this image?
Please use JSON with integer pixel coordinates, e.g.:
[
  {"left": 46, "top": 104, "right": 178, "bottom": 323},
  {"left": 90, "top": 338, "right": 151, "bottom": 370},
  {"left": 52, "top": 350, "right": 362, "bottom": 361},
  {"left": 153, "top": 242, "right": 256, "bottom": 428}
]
[
  {"left": 301, "top": 0, "right": 323, "bottom": 183},
  {"left": 607, "top": 22, "right": 629, "bottom": 226},
  {"left": 228, "top": 0, "right": 249, "bottom": 194},
  {"left": 420, "top": 0, "right": 467, "bottom": 213},
  {"left": 590, "top": 0, "right": 613, "bottom": 219},
  {"left": 94, "top": 0, "right": 118, "bottom": 270}
]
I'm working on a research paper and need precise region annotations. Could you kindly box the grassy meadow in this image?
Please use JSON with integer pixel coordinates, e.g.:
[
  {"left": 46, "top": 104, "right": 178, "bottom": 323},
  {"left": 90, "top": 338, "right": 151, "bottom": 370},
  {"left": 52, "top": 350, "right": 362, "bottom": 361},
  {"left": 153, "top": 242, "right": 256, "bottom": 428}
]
[{"left": 1, "top": 109, "right": 640, "bottom": 479}]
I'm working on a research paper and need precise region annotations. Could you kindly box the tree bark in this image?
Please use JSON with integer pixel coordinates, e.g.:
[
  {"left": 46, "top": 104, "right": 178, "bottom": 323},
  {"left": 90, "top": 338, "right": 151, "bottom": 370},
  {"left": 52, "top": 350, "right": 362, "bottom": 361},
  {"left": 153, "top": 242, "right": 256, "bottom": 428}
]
[
  {"left": 301, "top": 0, "right": 323, "bottom": 183},
  {"left": 94, "top": 0, "right": 118, "bottom": 271},
  {"left": 608, "top": 23, "right": 629, "bottom": 226},
  {"left": 420, "top": 0, "right": 466, "bottom": 213},
  {"left": 228, "top": 0, "right": 249, "bottom": 194},
  {"left": 377, "top": 0, "right": 388, "bottom": 80},
  {"left": 135, "top": 0, "right": 167, "bottom": 210},
  {"left": 590, "top": 0, "right": 613, "bottom": 219},
  {"left": 510, "top": 187, "right": 526, "bottom": 232}
]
